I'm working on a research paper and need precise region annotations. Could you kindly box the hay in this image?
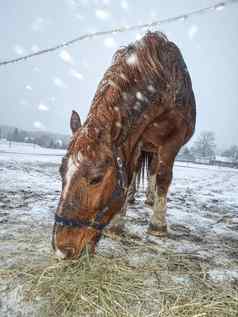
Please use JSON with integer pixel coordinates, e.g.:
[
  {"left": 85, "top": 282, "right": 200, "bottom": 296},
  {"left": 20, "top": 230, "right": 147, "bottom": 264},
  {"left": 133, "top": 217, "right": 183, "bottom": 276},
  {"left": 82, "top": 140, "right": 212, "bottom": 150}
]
[
  {"left": 1, "top": 239, "right": 238, "bottom": 317},
  {"left": 19, "top": 253, "right": 150, "bottom": 317}
]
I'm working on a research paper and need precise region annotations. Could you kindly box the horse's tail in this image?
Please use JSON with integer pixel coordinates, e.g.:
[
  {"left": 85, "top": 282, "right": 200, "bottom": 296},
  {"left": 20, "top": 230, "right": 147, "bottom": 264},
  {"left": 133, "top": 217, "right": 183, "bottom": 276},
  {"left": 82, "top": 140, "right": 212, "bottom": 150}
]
[{"left": 136, "top": 151, "right": 154, "bottom": 189}]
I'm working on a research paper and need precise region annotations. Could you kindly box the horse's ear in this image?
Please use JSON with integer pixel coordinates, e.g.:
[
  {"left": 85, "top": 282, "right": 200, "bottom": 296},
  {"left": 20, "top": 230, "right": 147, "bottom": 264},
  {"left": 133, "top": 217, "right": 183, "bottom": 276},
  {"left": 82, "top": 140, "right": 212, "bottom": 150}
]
[{"left": 70, "top": 110, "right": 81, "bottom": 134}]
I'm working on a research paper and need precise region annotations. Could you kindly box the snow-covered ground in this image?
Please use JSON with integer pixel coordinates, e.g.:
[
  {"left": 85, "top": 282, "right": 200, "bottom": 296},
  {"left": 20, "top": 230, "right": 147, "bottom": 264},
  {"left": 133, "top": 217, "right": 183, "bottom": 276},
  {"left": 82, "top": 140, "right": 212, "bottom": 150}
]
[
  {"left": 0, "top": 149, "right": 238, "bottom": 315},
  {"left": 0, "top": 139, "right": 66, "bottom": 156}
]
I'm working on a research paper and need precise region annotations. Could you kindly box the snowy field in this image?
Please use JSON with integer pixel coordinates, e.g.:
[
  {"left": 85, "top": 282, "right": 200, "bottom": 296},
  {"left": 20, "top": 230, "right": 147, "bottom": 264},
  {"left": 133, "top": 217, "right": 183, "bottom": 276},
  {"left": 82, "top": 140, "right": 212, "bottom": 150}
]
[{"left": 0, "top": 147, "right": 238, "bottom": 315}]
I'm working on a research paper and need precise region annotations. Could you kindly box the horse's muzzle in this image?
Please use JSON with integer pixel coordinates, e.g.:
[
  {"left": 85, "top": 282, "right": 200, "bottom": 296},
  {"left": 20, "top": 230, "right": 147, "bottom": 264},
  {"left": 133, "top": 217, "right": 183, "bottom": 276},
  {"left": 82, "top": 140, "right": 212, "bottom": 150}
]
[{"left": 55, "top": 246, "right": 76, "bottom": 259}]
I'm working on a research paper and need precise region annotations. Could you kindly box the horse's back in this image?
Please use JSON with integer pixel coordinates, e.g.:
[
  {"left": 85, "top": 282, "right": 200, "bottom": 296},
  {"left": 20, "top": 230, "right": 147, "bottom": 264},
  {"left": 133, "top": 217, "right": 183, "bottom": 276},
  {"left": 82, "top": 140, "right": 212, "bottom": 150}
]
[
  {"left": 92, "top": 31, "right": 196, "bottom": 148},
  {"left": 113, "top": 31, "right": 196, "bottom": 123}
]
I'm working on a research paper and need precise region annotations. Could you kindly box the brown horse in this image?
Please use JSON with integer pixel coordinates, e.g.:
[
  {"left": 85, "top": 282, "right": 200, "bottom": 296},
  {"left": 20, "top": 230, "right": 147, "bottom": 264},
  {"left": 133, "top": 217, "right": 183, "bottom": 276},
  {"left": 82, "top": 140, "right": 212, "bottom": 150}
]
[{"left": 52, "top": 31, "right": 196, "bottom": 258}]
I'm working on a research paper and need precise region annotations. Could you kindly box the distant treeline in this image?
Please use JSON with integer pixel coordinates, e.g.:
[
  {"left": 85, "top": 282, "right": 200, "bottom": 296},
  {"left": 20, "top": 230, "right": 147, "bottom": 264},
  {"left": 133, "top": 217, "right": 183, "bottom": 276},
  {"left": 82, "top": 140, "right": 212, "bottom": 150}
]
[
  {"left": 177, "top": 131, "right": 238, "bottom": 168},
  {"left": 0, "top": 125, "right": 70, "bottom": 149},
  {"left": 0, "top": 127, "right": 238, "bottom": 165}
]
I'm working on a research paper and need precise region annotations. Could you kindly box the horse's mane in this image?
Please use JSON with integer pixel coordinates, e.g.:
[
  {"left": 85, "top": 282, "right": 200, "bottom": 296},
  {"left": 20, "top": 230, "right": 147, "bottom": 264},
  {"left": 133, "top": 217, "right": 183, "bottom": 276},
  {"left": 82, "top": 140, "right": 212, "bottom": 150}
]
[
  {"left": 91, "top": 32, "right": 168, "bottom": 108},
  {"left": 83, "top": 31, "right": 189, "bottom": 143},
  {"left": 69, "top": 31, "right": 193, "bottom": 176}
]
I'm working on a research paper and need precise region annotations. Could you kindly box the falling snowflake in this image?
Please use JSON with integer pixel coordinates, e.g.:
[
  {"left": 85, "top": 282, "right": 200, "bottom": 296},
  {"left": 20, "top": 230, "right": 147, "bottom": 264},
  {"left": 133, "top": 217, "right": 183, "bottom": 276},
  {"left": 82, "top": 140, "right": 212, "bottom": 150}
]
[
  {"left": 136, "top": 91, "right": 144, "bottom": 101},
  {"left": 188, "top": 25, "right": 198, "bottom": 40},
  {"left": 120, "top": 0, "right": 128, "bottom": 10},
  {"left": 14, "top": 45, "right": 26, "bottom": 55},
  {"left": 95, "top": 9, "right": 110, "bottom": 20},
  {"left": 33, "top": 121, "right": 45, "bottom": 130},
  {"left": 38, "top": 103, "right": 49, "bottom": 111},
  {"left": 135, "top": 33, "right": 143, "bottom": 40},
  {"left": 103, "top": 37, "right": 117, "bottom": 48},
  {"left": 59, "top": 50, "right": 74, "bottom": 65},
  {"left": 25, "top": 85, "right": 33, "bottom": 91},
  {"left": 126, "top": 53, "right": 138, "bottom": 65},
  {"left": 147, "top": 85, "right": 156, "bottom": 93},
  {"left": 53, "top": 77, "right": 67, "bottom": 88},
  {"left": 69, "top": 69, "right": 84, "bottom": 80}
]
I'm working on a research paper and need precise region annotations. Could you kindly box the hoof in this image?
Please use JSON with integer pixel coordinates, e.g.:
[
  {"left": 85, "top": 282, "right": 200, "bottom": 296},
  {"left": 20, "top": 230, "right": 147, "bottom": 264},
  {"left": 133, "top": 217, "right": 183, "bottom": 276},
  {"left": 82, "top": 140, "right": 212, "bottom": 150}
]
[
  {"left": 128, "top": 197, "right": 135, "bottom": 204},
  {"left": 106, "top": 222, "right": 125, "bottom": 236},
  {"left": 147, "top": 223, "right": 168, "bottom": 237}
]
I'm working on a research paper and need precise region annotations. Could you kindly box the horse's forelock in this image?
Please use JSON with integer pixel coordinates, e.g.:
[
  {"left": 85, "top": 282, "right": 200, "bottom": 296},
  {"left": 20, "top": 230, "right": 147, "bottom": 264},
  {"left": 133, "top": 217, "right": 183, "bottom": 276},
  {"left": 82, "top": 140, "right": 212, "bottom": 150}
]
[{"left": 68, "top": 132, "right": 103, "bottom": 166}]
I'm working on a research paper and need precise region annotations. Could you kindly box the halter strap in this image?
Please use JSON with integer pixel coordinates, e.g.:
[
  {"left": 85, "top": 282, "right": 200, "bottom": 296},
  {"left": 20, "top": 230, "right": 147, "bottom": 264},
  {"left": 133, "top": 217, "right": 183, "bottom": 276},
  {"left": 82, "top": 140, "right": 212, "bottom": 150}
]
[
  {"left": 55, "top": 213, "right": 108, "bottom": 231},
  {"left": 54, "top": 147, "right": 126, "bottom": 231}
]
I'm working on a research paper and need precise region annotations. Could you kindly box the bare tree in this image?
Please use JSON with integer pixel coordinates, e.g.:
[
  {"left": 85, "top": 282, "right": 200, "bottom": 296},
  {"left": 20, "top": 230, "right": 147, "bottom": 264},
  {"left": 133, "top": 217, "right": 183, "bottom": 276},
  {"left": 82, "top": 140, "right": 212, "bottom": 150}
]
[
  {"left": 191, "top": 131, "right": 216, "bottom": 159},
  {"left": 222, "top": 145, "right": 238, "bottom": 162},
  {"left": 177, "top": 146, "right": 195, "bottom": 161}
]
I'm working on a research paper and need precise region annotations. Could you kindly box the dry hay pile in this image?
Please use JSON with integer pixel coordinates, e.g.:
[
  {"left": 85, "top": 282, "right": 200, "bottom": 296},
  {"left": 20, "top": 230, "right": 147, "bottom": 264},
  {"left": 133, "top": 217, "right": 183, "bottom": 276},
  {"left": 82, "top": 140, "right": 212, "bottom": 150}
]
[{"left": 1, "top": 237, "right": 238, "bottom": 317}]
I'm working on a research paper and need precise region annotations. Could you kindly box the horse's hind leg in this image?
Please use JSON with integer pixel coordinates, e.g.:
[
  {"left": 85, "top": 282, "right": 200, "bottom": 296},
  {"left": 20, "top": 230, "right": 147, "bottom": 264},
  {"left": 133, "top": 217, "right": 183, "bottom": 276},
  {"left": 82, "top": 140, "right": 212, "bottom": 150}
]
[
  {"left": 107, "top": 172, "right": 137, "bottom": 234},
  {"left": 145, "top": 154, "right": 157, "bottom": 205},
  {"left": 148, "top": 140, "right": 182, "bottom": 237},
  {"left": 127, "top": 172, "right": 137, "bottom": 204}
]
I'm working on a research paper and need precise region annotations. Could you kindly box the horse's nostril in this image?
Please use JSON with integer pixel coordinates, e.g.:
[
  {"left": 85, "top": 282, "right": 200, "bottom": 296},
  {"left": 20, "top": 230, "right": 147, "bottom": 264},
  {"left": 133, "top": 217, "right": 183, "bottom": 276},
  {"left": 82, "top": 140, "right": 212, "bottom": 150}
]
[{"left": 64, "top": 247, "right": 76, "bottom": 258}]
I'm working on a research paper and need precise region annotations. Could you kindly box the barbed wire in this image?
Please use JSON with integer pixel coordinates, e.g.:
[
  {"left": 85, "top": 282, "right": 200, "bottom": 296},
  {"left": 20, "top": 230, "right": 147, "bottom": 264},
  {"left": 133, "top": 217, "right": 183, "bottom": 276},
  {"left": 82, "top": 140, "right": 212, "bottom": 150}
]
[{"left": 1, "top": 0, "right": 237, "bottom": 67}]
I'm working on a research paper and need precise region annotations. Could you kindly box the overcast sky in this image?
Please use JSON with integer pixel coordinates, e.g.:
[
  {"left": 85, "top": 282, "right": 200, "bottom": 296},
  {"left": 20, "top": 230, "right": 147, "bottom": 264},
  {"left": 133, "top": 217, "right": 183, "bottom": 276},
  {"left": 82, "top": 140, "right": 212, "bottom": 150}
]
[{"left": 0, "top": 0, "right": 238, "bottom": 149}]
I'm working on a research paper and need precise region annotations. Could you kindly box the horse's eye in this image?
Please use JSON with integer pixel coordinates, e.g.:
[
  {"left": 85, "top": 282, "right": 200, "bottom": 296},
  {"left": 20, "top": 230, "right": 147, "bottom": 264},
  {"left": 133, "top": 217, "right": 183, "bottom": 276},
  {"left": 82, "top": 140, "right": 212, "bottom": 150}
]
[
  {"left": 89, "top": 175, "right": 103, "bottom": 185},
  {"left": 105, "top": 158, "right": 111, "bottom": 165}
]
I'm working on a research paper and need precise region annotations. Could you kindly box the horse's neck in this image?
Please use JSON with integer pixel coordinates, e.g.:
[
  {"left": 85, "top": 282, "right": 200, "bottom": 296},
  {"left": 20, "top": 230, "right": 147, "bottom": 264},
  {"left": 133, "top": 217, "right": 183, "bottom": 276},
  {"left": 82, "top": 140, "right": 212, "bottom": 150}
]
[{"left": 85, "top": 99, "right": 151, "bottom": 182}]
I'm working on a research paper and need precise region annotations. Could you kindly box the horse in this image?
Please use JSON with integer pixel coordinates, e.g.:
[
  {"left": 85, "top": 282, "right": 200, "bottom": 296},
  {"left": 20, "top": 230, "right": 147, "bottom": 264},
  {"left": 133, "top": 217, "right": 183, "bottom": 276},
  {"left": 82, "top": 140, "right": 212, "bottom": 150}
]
[{"left": 52, "top": 31, "right": 196, "bottom": 259}]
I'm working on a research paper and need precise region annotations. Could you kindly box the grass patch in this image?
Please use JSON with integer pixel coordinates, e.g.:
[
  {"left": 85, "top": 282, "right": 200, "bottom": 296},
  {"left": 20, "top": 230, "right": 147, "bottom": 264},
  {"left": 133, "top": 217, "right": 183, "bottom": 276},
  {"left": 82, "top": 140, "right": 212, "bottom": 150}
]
[{"left": 1, "top": 240, "right": 238, "bottom": 317}]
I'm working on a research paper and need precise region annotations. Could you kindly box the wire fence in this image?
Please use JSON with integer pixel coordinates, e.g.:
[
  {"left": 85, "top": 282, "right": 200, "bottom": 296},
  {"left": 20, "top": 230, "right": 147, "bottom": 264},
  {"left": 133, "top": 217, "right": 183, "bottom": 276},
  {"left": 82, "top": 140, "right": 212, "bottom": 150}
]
[{"left": 0, "top": 0, "right": 238, "bottom": 67}]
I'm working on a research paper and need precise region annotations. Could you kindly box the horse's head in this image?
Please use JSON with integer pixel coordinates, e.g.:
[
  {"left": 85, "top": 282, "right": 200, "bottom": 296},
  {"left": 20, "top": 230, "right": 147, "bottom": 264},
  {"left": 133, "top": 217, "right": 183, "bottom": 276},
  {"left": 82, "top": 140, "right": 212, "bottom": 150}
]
[{"left": 52, "top": 111, "right": 126, "bottom": 258}]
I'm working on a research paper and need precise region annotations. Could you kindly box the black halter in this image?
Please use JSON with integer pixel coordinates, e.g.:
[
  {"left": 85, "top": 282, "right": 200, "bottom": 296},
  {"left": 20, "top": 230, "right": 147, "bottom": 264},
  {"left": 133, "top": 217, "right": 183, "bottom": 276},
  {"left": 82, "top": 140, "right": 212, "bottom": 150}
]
[{"left": 54, "top": 149, "right": 126, "bottom": 231}]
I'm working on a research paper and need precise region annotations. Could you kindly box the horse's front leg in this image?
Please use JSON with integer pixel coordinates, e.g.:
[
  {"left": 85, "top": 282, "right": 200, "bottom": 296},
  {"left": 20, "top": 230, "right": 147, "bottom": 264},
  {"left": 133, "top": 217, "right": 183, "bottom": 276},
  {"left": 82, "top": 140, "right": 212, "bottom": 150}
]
[
  {"left": 106, "top": 172, "right": 136, "bottom": 235},
  {"left": 145, "top": 174, "right": 156, "bottom": 206}
]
